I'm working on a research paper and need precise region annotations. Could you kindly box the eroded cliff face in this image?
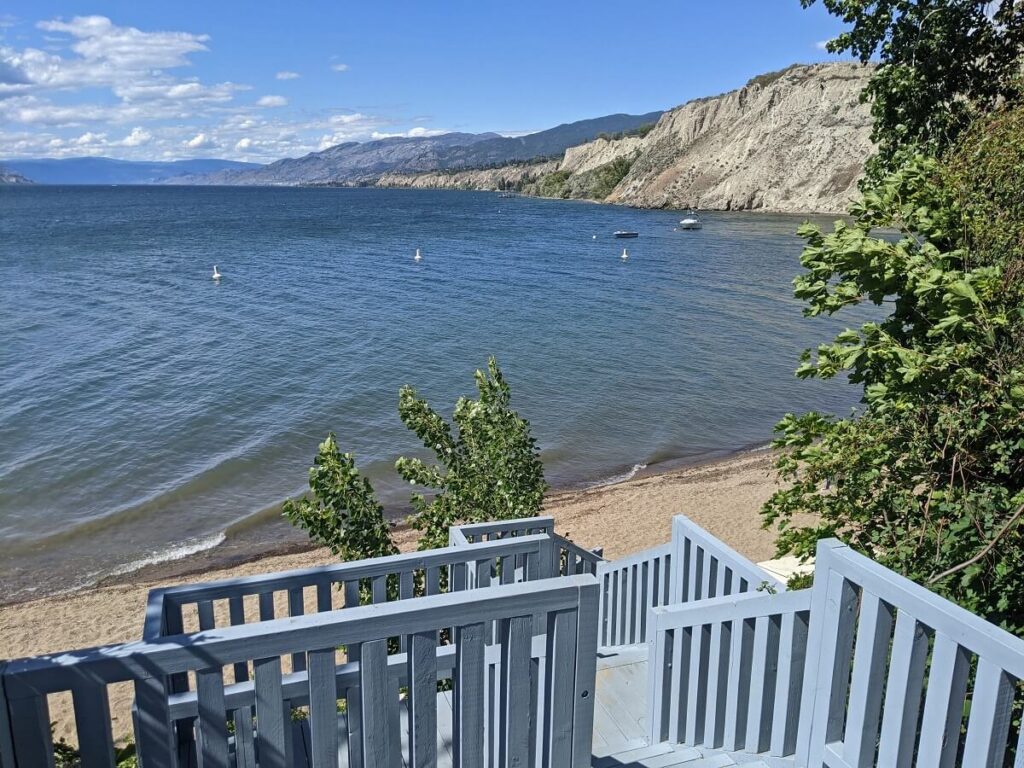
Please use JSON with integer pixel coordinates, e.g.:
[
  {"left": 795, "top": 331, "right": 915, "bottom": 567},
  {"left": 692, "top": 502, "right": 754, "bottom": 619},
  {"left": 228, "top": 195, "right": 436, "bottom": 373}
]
[
  {"left": 559, "top": 136, "right": 646, "bottom": 175},
  {"left": 377, "top": 160, "right": 559, "bottom": 191},
  {"left": 607, "top": 62, "right": 874, "bottom": 213},
  {"left": 378, "top": 63, "right": 874, "bottom": 213}
]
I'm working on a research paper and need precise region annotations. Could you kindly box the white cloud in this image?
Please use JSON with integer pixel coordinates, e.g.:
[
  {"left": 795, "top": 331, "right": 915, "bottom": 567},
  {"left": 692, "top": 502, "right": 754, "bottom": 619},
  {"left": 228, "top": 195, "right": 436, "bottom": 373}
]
[
  {"left": 0, "top": 16, "right": 444, "bottom": 161},
  {"left": 815, "top": 40, "right": 831, "bottom": 51},
  {"left": 256, "top": 95, "right": 287, "bottom": 107},
  {"left": 37, "top": 16, "right": 209, "bottom": 71},
  {"left": 73, "top": 130, "right": 105, "bottom": 145},
  {"left": 0, "top": 16, "right": 240, "bottom": 125},
  {"left": 370, "top": 126, "right": 446, "bottom": 140},
  {"left": 330, "top": 112, "right": 368, "bottom": 125},
  {"left": 120, "top": 126, "right": 151, "bottom": 146},
  {"left": 184, "top": 132, "right": 215, "bottom": 149}
]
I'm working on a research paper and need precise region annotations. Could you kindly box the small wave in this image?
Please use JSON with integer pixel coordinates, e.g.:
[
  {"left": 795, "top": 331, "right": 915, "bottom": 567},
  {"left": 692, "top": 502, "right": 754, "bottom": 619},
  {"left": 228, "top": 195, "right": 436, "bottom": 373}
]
[
  {"left": 587, "top": 462, "right": 648, "bottom": 489},
  {"left": 107, "top": 532, "right": 227, "bottom": 578}
]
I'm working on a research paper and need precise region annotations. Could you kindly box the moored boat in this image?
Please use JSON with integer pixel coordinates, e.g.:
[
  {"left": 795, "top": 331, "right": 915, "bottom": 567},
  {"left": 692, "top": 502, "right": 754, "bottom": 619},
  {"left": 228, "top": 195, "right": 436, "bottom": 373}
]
[
  {"left": 613, "top": 230, "right": 639, "bottom": 238},
  {"left": 678, "top": 211, "right": 702, "bottom": 230}
]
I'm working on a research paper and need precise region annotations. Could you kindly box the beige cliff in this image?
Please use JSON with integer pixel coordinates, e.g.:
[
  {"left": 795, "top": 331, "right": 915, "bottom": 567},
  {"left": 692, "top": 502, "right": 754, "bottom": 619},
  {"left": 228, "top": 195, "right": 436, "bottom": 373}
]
[
  {"left": 608, "top": 62, "right": 874, "bottom": 213},
  {"left": 378, "top": 63, "right": 874, "bottom": 214}
]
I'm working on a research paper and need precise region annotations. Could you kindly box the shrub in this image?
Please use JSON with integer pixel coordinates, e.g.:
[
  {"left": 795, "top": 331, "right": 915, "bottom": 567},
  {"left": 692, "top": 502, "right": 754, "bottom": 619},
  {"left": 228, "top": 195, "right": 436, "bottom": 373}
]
[
  {"left": 762, "top": 114, "right": 1024, "bottom": 633},
  {"left": 286, "top": 358, "right": 546, "bottom": 556},
  {"left": 283, "top": 434, "right": 398, "bottom": 562},
  {"left": 583, "top": 156, "right": 633, "bottom": 199},
  {"left": 398, "top": 357, "right": 547, "bottom": 550}
]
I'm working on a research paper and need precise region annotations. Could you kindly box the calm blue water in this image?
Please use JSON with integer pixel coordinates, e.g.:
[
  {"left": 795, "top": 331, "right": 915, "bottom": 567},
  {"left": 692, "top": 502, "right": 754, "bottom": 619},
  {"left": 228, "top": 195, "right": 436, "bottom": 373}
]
[{"left": 0, "top": 186, "right": 862, "bottom": 599}]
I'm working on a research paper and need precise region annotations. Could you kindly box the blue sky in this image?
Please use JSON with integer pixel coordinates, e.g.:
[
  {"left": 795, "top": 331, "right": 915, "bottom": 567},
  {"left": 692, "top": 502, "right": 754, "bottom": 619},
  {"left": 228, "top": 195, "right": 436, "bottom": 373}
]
[{"left": 0, "top": 1, "right": 852, "bottom": 162}]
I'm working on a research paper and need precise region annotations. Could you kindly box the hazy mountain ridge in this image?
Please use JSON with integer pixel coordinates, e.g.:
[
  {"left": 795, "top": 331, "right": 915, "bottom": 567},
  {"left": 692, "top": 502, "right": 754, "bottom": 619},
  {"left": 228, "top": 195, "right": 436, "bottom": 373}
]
[
  {"left": 0, "top": 157, "right": 261, "bottom": 185},
  {"left": 379, "top": 63, "right": 875, "bottom": 213},
  {"left": 180, "top": 112, "right": 663, "bottom": 186}
]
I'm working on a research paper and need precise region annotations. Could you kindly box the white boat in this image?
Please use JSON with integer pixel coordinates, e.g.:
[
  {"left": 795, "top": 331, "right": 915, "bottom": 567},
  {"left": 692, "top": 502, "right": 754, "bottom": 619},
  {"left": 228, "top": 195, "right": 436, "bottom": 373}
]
[{"left": 678, "top": 212, "right": 702, "bottom": 230}]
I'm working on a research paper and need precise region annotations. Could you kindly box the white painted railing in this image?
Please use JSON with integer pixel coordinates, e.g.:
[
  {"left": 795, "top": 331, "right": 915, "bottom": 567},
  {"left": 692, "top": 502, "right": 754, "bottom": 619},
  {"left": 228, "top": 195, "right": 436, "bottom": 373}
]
[{"left": 1, "top": 576, "right": 600, "bottom": 768}]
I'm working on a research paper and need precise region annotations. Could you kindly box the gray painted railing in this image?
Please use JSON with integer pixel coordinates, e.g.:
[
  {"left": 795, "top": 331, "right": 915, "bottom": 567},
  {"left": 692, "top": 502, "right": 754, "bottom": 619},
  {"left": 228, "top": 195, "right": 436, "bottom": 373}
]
[
  {"left": 2, "top": 575, "right": 599, "bottom": 768},
  {"left": 798, "top": 539, "right": 1024, "bottom": 768},
  {"left": 144, "top": 534, "right": 553, "bottom": 643},
  {"left": 597, "top": 515, "right": 782, "bottom": 650},
  {"left": 647, "top": 588, "right": 812, "bottom": 756},
  {"left": 667, "top": 515, "right": 784, "bottom": 603},
  {"left": 597, "top": 544, "right": 672, "bottom": 649},
  {"left": 449, "top": 517, "right": 555, "bottom": 547},
  {"left": 648, "top": 536, "right": 1024, "bottom": 767},
  {"left": 138, "top": 533, "right": 559, "bottom": 762},
  {"left": 448, "top": 517, "right": 603, "bottom": 589}
]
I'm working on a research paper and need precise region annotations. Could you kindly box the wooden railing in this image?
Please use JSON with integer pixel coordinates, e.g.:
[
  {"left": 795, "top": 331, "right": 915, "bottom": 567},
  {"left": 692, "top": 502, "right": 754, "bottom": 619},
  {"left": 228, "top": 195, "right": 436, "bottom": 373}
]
[
  {"left": 449, "top": 517, "right": 555, "bottom": 547},
  {"left": 597, "top": 544, "right": 672, "bottom": 649},
  {"left": 597, "top": 516, "right": 782, "bottom": 650},
  {"left": 647, "top": 537, "right": 1024, "bottom": 767},
  {"left": 447, "top": 516, "right": 603, "bottom": 590},
  {"left": 1, "top": 576, "right": 600, "bottom": 768},
  {"left": 143, "top": 534, "right": 553, "bottom": 643},
  {"left": 647, "top": 589, "right": 812, "bottom": 756},
  {"left": 667, "top": 515, "right": 784, "bottom": 603},
  {"left": 798, "top": 540, "right": 1024, "bottom": 768}
]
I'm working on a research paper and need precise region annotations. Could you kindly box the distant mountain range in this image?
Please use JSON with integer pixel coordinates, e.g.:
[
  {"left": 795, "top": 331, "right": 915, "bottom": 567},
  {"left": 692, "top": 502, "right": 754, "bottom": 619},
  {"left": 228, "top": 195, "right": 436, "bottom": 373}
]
[
  {"left": 170, "top": 112, "right": 665, "bottom": 186},
  {"left": 0, "top": 157, "right": 260, "bottom": 185}
]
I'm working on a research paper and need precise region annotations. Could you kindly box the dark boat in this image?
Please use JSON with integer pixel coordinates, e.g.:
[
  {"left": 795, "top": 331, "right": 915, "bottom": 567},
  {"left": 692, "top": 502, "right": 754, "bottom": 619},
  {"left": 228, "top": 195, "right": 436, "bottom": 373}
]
[{"left": 613, "top": 231, "right": 639, "bottom": 238}]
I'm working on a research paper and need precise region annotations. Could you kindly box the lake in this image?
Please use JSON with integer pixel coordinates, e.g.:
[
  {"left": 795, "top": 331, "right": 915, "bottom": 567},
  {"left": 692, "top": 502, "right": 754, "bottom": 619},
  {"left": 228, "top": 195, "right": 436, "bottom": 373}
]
[{"left": 0, "top": 186, "right": 862, "bottom": 600}]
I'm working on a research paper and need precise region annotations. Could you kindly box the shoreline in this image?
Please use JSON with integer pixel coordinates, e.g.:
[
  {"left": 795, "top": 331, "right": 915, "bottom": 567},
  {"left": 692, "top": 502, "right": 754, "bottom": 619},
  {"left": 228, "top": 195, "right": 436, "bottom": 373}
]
[
  {"left": 1, "top": 441, "right": 773, "bottom": 608},
  {"left": 315, "top": 184, "right": 850, "bottom": 216},
  {"left": 0, "top": 446, "right": 788, "bottom": 744},
  {"left": 90, "top": 442, "right": 775, "bottom": 599}
]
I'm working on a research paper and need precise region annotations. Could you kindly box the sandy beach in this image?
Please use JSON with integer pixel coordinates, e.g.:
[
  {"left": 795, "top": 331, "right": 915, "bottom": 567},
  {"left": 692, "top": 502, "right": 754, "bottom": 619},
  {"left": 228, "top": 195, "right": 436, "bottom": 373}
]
[{"left": 0, "top": 448, "right": 786, "bottom": 743}]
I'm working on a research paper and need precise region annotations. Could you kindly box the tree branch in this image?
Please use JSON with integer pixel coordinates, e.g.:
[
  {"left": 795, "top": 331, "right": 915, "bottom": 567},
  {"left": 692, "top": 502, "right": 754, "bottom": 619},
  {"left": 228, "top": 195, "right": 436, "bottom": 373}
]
[{"left": 927, "top": 502, "right": 1024, "bottom": 585}]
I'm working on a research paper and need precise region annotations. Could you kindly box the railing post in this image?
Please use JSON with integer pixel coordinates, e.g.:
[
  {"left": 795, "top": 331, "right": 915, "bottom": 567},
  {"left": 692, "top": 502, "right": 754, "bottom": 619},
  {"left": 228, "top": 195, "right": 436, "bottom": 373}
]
[
  {"left": 0, "top": 665, "right": 16, "bottom": 768},
  {"left": 134, "top": 675, "right": 177, "bottom": 768},
  {"left": 669, "top": 517, "right": 685, "bottom": 604},
  {"left": 4, "top": 680, "right": 54, "bottom": 768},
  {"left": 571, "top": 581, "right": 600, "bottom": 768},
  {"left": 540, "top": 536, "right": 558, "bottom": 579}
]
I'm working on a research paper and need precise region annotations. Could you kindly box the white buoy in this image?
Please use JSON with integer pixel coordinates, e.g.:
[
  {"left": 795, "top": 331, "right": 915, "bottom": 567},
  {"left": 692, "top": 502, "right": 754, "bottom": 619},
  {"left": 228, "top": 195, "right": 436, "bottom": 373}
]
[
  {"left": 592, "top": 234, "right": 597, "bottom": 240},
  {"left": 621, "top": 248, "right": 629, "bottom": 260},
  {"left": 414, "top": 248, "right": 422, "bottom": 262},
  {"left": 212, "top": 265, "right": 222, "bottom": 280}
]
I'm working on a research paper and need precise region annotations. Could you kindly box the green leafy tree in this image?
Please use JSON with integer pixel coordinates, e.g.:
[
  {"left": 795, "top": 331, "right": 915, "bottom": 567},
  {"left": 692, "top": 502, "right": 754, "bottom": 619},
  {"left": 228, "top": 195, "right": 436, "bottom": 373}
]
[
  {"left": 763, "top": 109, "right": 1024, "bottom": 632},
  {"left": 285, "top": 358, "right": 546, "bottom": 558},
  {"left": 804, "top": 0, "right": 1024, "bottom": 176},
  {"left": 397, "top": 356, "right": 547, "bottom": 550},
  {"left": 284, "top": 433, "right": 398, "bottom": 562}
]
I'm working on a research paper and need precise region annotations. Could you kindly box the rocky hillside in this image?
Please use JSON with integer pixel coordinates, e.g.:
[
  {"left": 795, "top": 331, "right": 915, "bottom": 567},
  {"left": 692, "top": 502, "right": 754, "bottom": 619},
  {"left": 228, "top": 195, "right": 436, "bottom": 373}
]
[
  {"left": 382, "top": 63, "right": 875, "bottom": 213},
  {"left": 377, "top": 160, "right": 559, "bottom": 191}
]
